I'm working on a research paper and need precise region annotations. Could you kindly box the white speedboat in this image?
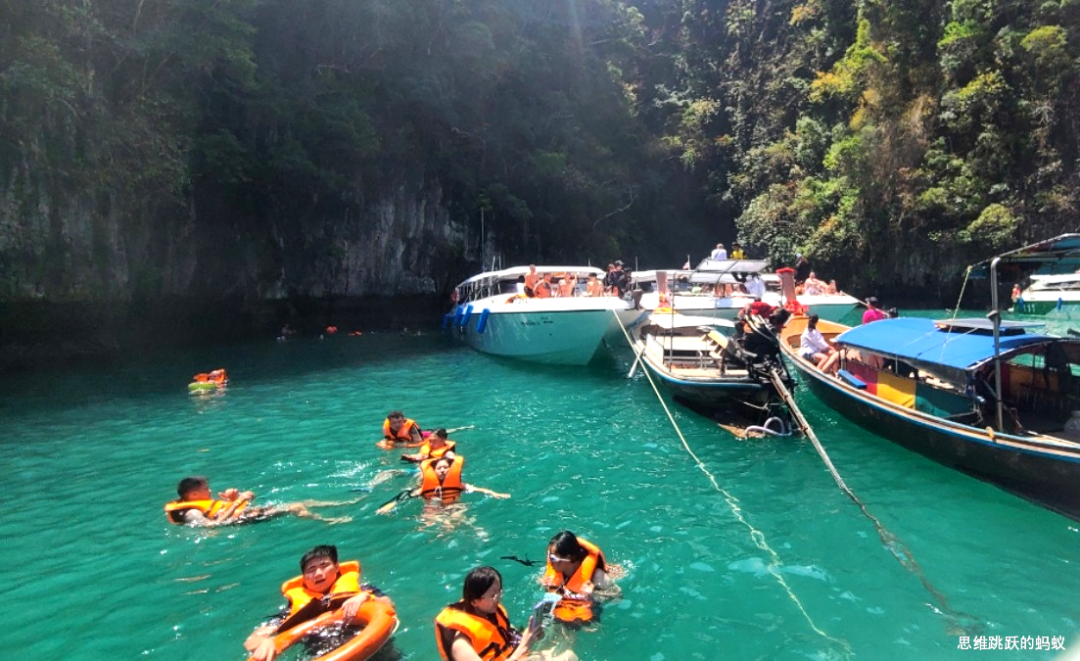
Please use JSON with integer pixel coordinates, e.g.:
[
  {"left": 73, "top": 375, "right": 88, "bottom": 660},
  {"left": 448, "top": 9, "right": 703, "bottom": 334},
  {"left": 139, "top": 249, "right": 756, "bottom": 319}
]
[
  {"left": 630, "top": 259, "right": 859, "bottom": 322},
  {"left": 1014, "top": 273, "right": 1080, "bottom": 314},
  {"left": 445, "top": 266, "right": 636, "bottom": 365}
]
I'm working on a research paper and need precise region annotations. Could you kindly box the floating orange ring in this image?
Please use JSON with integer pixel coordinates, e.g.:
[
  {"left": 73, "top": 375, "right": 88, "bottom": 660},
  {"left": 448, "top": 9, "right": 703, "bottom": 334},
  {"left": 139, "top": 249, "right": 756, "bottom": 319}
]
[{"left": 251, "top": 598, "right": 397, "bottom": 661}]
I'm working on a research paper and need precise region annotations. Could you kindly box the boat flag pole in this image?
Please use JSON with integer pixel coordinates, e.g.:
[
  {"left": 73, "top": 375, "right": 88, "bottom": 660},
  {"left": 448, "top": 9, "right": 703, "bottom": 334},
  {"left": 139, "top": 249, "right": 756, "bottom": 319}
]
[{"left": 989, "top": 256, "right": 1005, "bottom": 431}]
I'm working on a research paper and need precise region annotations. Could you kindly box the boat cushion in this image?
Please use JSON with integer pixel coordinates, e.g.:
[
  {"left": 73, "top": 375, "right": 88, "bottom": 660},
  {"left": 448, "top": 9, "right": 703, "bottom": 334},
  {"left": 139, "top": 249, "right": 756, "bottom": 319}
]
[{"left": 838, "top": 370, "right": 867, "bottom": 389}]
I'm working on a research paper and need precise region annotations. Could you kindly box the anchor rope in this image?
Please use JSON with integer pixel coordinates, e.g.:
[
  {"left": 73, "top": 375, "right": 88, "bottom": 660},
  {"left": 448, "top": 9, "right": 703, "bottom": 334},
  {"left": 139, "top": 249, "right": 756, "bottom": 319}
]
[{"left": 611, "top": 310, "right": 850, "bottom": 653}]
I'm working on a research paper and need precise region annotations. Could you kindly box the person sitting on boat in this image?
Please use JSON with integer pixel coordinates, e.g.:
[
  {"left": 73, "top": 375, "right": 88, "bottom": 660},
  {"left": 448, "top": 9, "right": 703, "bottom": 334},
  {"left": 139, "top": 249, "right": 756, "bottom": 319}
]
[
  {"left": 585, "top": 273, "right": 604, "bottom": 297},
  {"left": 165, "top": 477, "right": 355, "bottom": 526},
  {"left": 401, "top": 427, "right": 457, "bottom": 463},
  {"left": 861, "top": 296, "right": 889, "bottom": 324},
  {"left": 710, "top": 243, "right": 727, "bottom": 260},
  {"left": 557, "top": 275, "right": 576, "bottom": 298},
  {"left": 804, "top": 272, "right": 827, "bottom": 295},
  {"left": 244, "top": 545, "right": 394, "bottom": 661},
  {"left": 436, "top": 566, "right": 578, "bottom": 661},
  {"left": 730, "top": 242, "right": 745, "bottom": 260},
  {"left": 534, "top": 274, "right": 555, "bottom": 299},
  {"left": 414, "top": 455, "right": 509, "bottom": 506},
  {"left": 383, "top": 410, "right": 425, "bottom": 445},
  {"left": 826, "top": 279, "right": 839, "bottom": 295},
  {"left": 800, "top": 314, "right": 840, "bottom": 375},
  {"left": 541, "top": 531, "right": 619, "bottom": 626},
  {"left": 524, "top": 265, "right": 540, "bottom": 298}
]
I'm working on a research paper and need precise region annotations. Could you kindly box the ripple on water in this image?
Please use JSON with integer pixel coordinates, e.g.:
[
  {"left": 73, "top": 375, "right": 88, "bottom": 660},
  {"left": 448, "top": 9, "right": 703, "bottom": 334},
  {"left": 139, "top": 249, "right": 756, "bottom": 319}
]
[{"left": 0, "top": 334, "right": 1077, "bottom": 660}]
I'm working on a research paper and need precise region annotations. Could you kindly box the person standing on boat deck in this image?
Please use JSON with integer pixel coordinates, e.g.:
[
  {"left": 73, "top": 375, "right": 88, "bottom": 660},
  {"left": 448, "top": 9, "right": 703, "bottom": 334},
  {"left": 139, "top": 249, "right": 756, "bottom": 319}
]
[
  {"left": 245, "top": 545, "right": 393, "bottom": 661},
  {"left": 605, "top": 261, "right": 628, "bottom": 297},
  {"left": 800, "top": 315, "right": 840, "bottom": 375},
  {"left": 794, "top": 253, "right": 811, "bottom": 283},
  {"left": 745, "top": 273, "right": 766, "bottom": 300},
  {"left": 524, "top": 265, "right": 540, "bottom": 298},
  {"left": 1011, "top": 283, "right": 1021, "bottom": 303},
  {"left": 534, "top": 273, "right": 554, "bottom": 299},
  {"left": 711, "top": 243, "right": 728, "bottom": 260},
  {"left": 861, "top": 296, "right": 889, "bottom": 324}
]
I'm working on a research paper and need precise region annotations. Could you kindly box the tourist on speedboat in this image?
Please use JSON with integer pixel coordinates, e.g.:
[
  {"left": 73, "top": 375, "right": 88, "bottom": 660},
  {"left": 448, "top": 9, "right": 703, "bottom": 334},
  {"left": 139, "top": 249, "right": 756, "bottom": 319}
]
[
  {"left": 534, "top": 273, "right": 555, "bottom": 298},
  {"left": 525, "top": 265, "right": 540, "bottom": 297}
]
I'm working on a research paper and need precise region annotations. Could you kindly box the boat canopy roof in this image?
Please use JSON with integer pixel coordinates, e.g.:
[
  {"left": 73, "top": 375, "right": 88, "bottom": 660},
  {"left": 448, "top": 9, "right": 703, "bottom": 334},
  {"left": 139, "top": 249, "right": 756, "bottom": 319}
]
[
  {"left": 455, "top": 265, "right": 605, "bottom": 288},
  {"left": 694, "top": 258, "right": 770, "bottom": 274},
  {"left": 834, "top": 317, "right": 1057, "bottom": 379},
  {"left": 972, "top": 233, "right": 1080, "bottom": 278}
]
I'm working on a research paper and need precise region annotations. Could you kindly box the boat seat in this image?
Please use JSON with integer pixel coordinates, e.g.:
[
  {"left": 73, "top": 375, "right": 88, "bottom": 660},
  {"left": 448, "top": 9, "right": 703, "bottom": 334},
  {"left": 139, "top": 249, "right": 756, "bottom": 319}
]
[{"left": 837, "top": 370, "right": 867, "bottom": 389}]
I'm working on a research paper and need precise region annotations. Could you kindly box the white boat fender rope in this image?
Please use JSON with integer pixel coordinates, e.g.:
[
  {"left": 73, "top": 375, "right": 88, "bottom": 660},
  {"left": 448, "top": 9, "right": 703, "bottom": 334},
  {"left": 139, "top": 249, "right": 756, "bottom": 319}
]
[{"left": 744, "top": 416, "right": 792, "bottom": 437}]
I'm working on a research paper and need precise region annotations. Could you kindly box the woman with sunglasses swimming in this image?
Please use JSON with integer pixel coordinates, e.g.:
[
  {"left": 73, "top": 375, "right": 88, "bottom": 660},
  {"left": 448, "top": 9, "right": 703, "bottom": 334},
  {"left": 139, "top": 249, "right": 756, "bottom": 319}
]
[{"left": 541, "top": 531, "right": 620, "bottom": 625}]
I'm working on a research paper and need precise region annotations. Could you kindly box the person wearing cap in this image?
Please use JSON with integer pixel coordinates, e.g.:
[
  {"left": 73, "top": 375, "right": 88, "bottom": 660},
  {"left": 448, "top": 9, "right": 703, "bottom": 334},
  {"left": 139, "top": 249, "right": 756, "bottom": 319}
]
[
  {"left": 604, "top": 261, "right": 627, "bottom": 297},
  {"left": 710, "top": 243, "right": 727, "bottom": 260},
  {"left": 862, "top": 296, "right": 888, "bottom": 324}
]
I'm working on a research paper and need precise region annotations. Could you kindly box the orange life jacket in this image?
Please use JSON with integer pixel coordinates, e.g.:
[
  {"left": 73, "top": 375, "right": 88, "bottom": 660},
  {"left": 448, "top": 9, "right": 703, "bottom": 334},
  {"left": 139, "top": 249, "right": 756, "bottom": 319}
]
[
  {"left": 420, "top": 455, "right": 465, "bottom": 504},
  {"left": 164, "top": 498, "right": 247, "bottom": 525},
  {"left": 280, "top": 560, "right": 362, "bottom": 616},
  {"left": 544, "top": 538, "right": 606, "bottom": 623},
  {"left": 421, "top": 440, "right": 456, "bottom": 460},
  {"left": 544, "top": 538, "right": 605, "bottom": 595},
  {"left": 383, "top": 418, "right": 420, "bottom": 442},
  {"left": 434, "top": 602, "right": 515, "bottom": 661}
]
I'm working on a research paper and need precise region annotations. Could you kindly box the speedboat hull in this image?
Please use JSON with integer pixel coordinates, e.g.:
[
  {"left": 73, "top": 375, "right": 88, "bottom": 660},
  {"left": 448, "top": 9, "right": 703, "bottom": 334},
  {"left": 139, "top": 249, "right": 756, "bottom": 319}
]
[{"left": 457, "top": 304, "right": 623, "bottom": 365}]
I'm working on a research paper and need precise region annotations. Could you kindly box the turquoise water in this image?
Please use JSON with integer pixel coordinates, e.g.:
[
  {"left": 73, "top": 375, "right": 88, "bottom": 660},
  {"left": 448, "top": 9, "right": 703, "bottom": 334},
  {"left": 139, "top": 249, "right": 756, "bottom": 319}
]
[{"left": 1, "top": 314, "right": 1078, "bottom": 660}]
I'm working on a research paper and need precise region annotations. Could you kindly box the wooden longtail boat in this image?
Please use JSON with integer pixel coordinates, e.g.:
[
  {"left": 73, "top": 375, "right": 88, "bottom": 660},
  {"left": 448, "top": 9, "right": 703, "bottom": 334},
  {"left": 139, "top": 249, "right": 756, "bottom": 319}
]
[{"left": 779, "top": 309, "right": 1080, "bottom": 520}]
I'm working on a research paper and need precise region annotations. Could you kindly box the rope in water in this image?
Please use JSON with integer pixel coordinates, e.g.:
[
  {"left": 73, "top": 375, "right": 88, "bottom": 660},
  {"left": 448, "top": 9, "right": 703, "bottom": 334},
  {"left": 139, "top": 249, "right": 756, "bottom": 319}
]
[
  {"left": 611, "top": 310, "right": 850, "bottom": 653},
  {"left": 767, "top": 360, "right": 979, "bottom": 635}
]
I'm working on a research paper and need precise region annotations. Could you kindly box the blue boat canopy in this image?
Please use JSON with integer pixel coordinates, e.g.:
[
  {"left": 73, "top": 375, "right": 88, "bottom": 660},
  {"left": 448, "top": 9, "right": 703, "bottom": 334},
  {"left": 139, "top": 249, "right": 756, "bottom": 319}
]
[{"left": 834, "top": 317, "right": 1056, "bottom": 377}]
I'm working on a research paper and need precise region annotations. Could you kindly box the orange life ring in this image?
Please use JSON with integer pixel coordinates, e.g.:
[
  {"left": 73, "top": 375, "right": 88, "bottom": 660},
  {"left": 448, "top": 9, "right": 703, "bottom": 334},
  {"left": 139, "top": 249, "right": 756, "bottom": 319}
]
[{"left": 251, "top": 597, "right": 397, "bottom": 661}]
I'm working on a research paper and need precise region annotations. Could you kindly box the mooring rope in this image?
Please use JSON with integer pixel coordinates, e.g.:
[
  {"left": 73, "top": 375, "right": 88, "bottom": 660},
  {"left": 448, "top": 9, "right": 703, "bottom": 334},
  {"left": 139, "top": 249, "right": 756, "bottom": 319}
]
[
  {"left": 611, "top": 310, "right": 850, "bottom": 653},
  {"left": 952, "top": 266, "right": 973, "bottom": 319}
]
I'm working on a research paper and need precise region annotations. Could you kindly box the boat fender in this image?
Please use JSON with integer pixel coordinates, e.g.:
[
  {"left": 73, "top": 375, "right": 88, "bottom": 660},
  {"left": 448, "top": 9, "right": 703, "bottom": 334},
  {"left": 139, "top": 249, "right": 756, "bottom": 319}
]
[
  {"left": 1058, "top": 297, "right": 1064, "bottom": 311},
  {"left": 476, "top": 308, "right": 491, "bottom": 334},
  {"left": 453, "top": 305, "right": 466, "bottom": 327},
  {"left": 442, "top": 312, "right": 454, "bottom": 329},
  {"left": 457, "top": 304, "right": 474, "bottom": 328}
]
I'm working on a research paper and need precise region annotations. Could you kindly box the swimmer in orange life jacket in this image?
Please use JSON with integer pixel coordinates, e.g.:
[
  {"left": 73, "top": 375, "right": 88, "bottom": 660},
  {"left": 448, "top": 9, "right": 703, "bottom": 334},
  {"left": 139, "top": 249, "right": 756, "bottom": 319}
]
[
  {"left": 435, "top": 566, "right": 578, "bottom": 661},
  {"left": 411, "top": 456, "right": 509, "bottom": 506},
  {"left": 245, "top": 545, "right": 393, "bottom": 661},
  {"left": 164, "top": 476, "right": 358, "bottom": 526},
  {"left": 401, "top": 427, "right": 457, "bottom": 463},
  {"left": 382, "top": 410, "right": 425, "bottom": 445},
  {"left": 541, "top": 531, "right": 620, "bottom": 625}
]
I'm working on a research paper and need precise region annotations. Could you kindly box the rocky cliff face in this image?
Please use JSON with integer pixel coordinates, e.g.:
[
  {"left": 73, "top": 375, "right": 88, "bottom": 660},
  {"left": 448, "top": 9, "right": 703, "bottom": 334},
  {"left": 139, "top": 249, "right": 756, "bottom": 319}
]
[{"left": 0, "top": 155, "right": 481, "bottom": 367}]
